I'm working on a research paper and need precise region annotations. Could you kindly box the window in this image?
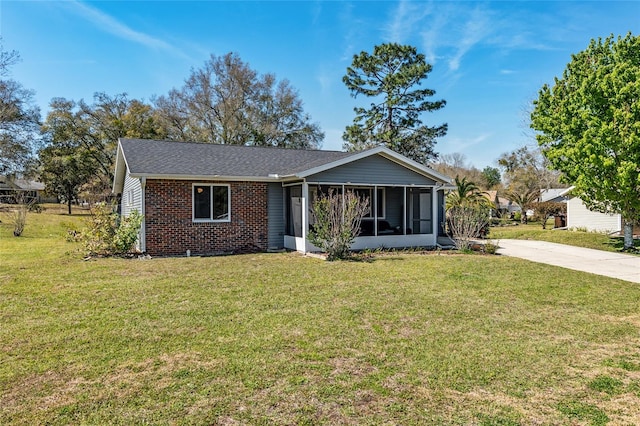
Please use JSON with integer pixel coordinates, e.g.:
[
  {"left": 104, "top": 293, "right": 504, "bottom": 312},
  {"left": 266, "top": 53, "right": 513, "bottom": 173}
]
[
  {"left": 193, "top": 184, "right": 230, "bottom": 222},
  {"left": 126, "top": 189, "right": 133, "bottom": 206}
]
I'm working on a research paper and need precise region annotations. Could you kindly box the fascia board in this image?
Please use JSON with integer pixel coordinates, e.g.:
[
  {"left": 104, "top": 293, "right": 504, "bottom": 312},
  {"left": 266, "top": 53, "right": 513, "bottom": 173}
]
[
  {"left": 558, "top": 186, "right": 575, "bottom": 197},
  {"left": 127, "top": 173, "right": 285, "bottom": 183},
  {"left": 112, "top": 141, "right": 128, "bottom": 194},
  {"left": 439, "top": 184, "right": 457, "bottom": 191}
]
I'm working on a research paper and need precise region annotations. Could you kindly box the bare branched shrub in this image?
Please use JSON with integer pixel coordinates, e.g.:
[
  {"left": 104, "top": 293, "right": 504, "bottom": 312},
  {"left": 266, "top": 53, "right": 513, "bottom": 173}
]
[
  {"left": 308, "top": 189, "right": 369, "bottom": 260},
  {"left": 447, "top": 206, "right": 491, "bottom": 251},
  {"left": 8, "top": 192, "right": 35, "bottom": 237}
]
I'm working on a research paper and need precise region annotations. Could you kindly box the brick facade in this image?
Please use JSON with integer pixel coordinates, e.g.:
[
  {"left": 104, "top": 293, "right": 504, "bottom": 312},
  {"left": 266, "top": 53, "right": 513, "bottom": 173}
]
[{"left": 144, "top": 179, "right": 268, "bottom": 256}]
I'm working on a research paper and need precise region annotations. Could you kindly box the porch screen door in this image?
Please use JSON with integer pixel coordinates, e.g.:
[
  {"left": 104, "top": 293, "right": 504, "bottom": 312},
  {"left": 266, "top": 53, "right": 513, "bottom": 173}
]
[{"left": 408, "top": 189, "right": 432, "bottom": 234}]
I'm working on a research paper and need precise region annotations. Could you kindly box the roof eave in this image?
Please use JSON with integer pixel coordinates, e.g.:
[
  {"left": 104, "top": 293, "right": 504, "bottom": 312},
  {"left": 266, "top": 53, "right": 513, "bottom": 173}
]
[
  {"left": 558, "top": 186, "right": 575, "bottom": 197},
  {"left": 127, "top": 173, "right": 287, "bottom": 183}
]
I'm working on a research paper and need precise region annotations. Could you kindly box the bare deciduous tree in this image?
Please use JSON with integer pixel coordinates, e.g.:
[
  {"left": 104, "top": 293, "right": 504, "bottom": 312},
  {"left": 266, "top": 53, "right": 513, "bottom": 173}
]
[{"left": 154, "top": 52, "right": 324, "bottom": 148}]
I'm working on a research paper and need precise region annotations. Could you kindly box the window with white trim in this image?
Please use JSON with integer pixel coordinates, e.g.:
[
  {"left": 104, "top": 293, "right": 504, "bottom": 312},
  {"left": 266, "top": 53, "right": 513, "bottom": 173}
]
[{"left": 193, "top": 184, "right": 230, "bottom": 222}]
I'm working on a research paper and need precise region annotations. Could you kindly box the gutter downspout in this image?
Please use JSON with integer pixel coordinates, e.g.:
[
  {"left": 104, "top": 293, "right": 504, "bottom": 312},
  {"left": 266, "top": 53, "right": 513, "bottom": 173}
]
[{"left": 140, "top": 177, "right": 146, "bottom": 253}]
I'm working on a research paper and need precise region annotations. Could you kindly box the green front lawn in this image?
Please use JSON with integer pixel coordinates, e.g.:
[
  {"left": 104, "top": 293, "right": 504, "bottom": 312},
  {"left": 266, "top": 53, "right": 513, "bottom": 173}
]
[{"left": 2, "top": 209, "right": 640, "bottom": 424}]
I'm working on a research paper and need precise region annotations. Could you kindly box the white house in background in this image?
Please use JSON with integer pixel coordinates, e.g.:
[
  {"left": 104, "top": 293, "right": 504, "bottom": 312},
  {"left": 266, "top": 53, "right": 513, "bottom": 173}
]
[{"left": 559, "top": 187, "right": 621, "bottom": 233}]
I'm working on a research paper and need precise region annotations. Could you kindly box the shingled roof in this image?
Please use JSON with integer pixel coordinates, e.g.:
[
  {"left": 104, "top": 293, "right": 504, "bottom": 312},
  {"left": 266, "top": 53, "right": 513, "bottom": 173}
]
[
  {"left": 118, "top": 138, "right": 356, "bottom": 179},
  {"left": 113, "top": 138, "right": 454, "bottom": 194}
]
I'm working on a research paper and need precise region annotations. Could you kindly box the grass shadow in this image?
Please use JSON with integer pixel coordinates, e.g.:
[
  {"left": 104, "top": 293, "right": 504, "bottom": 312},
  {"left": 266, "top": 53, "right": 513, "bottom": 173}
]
[{"left": 602, "top": 236, "right": 640, "bottom": 254}]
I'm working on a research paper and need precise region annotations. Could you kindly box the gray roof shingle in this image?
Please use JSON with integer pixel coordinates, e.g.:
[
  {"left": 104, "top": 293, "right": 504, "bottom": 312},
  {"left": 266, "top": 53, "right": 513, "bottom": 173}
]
[{"left": 120, "top": 138, "right": 356, "bottom": 179}]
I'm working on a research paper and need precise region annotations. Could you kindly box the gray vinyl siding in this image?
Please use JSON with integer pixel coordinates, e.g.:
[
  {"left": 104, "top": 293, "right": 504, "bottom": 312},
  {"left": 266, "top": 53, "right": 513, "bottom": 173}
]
[
  {"left": 267, "top": 182, "right": 285, "bottom": 249},
  {"left": 306, "top": 155, "right": 437, "bottom": 185},
  {"left": 122, "top": 172, "right": 142, "bottom": 217}
]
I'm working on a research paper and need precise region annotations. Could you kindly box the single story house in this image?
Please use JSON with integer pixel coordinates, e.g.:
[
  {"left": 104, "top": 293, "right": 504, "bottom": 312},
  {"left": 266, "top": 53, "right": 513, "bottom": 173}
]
[
  {"left": 112, "top": 138, "right": 455, "bottom": 256},
  {"left": 0, "top": 176, "right": 46, "bottom": 203},
  {"left": 484, "top": 190, "right": 520, "bottom": 218},
  {"left": 559, "top": 187, "right": 621, "bottom": 233}
]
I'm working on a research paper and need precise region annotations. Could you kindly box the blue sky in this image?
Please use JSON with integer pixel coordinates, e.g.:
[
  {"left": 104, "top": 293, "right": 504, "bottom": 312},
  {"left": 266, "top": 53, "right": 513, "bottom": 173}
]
[{"left": 3, "top": 1, "right": 640, "bottom": 168}]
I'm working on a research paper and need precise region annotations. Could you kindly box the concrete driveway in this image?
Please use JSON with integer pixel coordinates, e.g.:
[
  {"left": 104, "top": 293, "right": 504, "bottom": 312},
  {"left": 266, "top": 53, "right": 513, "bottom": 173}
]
[{"left": 496, "top": 239, "right": 640, "bottom": 284}]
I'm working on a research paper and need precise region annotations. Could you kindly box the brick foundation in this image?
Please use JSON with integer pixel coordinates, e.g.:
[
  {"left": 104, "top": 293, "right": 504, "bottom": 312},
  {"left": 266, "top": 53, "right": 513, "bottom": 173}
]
[{"left": 144, "top": 179, "right": 268, "bottom": 256}]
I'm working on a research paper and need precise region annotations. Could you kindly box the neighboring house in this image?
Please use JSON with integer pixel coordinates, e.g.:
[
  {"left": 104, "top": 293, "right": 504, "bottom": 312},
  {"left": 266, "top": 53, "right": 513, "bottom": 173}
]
[
  {"left": 540, "top": 188, "right": 568, "bottom": 203},
  {"left": 559, "top": 186, "right": 621, "bottom": 233},
  {"left": 484, "top": 190, "right": 520, "bottom": 217},
  {"left": 112, "top": 138, "right": 455, "bottom": 256},
  {"left": 0, "top": 176, "right": 46, "bottom": 203}
]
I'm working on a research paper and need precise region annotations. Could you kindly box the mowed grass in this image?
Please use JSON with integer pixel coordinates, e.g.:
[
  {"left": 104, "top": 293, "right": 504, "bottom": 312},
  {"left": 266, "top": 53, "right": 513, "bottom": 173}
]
[
  {"left": 2, "top": 209, "right": 640, "bottom": 424},
  {"left": 490, "top": 221, "right": 640, "bottom": 253}
]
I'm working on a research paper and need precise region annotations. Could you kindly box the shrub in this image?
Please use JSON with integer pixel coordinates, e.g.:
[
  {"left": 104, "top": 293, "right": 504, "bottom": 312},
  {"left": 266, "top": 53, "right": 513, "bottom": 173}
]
[
  {"left": 82, "top": 202, "right": 142, "bottom": 256},
  {"left": 308, "top": 189, "right": 369, "bottom": 261},
  {"left": 483, "top": 241, "right": 499, "bottom": 255},
  {"left": 113, "top": 210, "right": 143, "bottom": 254},
  {"left": 447, "top": 205, "right": 491, "bottom": 251},
  {"left": 5, "top": 192, "right": 35, "bottom": 237}
]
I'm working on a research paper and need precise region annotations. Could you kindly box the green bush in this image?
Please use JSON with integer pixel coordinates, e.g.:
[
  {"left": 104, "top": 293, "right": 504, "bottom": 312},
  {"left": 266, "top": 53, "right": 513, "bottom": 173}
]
[
  {"left": 82, "top": 203, "right": 143, "bottom": 256},
  {"left": 113, "top": 210, "right": 143, "bottom": 254},
  {"left": 483, "top": 241, "right": 499, "bottom": 255}
]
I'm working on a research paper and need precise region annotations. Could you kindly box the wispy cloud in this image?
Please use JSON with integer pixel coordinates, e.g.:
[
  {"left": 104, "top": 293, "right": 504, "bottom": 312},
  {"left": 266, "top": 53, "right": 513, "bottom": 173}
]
[
  {"left": 447, "top": 7, "right": 492, "bottom": 71},
  {"left": 338, "top": 2, "right": 359, "bottom": 61},
  {"left": 385, "top": 2, "right": 494, "bottom": 72},
  {"left": 386, "top": 0, "right": 433, "bottom": 43},
  {"left": 64, "top": 1, "right": 184, "bottom": 56},
  {"left": 383, "top": 2, "right": 564, "bottom": 73},
  {"left": 444, "top": 133, "right": 492, "bottom": 153}
]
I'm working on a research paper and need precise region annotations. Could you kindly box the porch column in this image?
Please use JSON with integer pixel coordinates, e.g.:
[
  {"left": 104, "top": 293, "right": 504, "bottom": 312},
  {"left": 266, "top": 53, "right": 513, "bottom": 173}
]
[
  {"left": 432, "top": 187, "right": 438, "bottom": 236},
  {"left": 373, "top": 185, "right": 378, "bottom": 236},
  {"left": 403, "top": 186, "right": 407, "bottom": 235}
]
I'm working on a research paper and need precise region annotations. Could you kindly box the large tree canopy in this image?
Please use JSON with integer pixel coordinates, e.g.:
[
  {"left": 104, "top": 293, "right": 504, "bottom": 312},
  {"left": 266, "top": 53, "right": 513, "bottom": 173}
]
[
  {"left": 497, "top": 145, "right": 561, "bottom": 191},
  {"left": 41, "top": 93, "right": 165, "bottom": 199},
  {"left": 0, "top": 43, "right": 41, "bottom": 176},
  {"left": 530, "top": 33, "right": 640, "bottom": 248},
  {"left": 154, "top": 52, "right": 324, "bottom": 149},
  {"left": 342, "top": 43, "right": 447, "bottom": 164}
]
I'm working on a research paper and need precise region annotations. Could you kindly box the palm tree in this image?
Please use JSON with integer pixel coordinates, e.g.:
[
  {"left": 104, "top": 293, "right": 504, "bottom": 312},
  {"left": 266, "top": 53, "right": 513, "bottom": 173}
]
[
  {"left": 445, "top": 176, "right": 492, "bottom": 247},
  {"left": 446, "top": 176, "right": 491, "bottom": 210},
  {"left": 506, "top": 187, "right": 540, "bottom": 224}
]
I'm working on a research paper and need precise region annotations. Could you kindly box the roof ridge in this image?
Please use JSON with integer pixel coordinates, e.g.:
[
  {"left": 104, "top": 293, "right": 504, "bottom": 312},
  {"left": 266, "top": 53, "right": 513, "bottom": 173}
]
[{"left": 119, "top": 138, "right": 348, "bottom": 155}]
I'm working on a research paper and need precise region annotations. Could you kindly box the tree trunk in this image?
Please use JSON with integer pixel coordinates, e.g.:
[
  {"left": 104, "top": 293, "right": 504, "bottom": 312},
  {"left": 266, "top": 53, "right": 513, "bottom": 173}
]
[
  {"left": 623, "top": 219, "right": 634, "bottom": 250},
  {"left": 67, "top": 198, "right": 72, "bottom": 215}
]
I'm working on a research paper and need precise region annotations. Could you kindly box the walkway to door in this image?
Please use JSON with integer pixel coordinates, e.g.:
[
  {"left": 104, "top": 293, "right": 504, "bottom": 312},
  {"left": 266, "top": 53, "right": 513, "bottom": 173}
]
[{"left": 496, "top": 239, "right": 640, "bottom": 284}]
